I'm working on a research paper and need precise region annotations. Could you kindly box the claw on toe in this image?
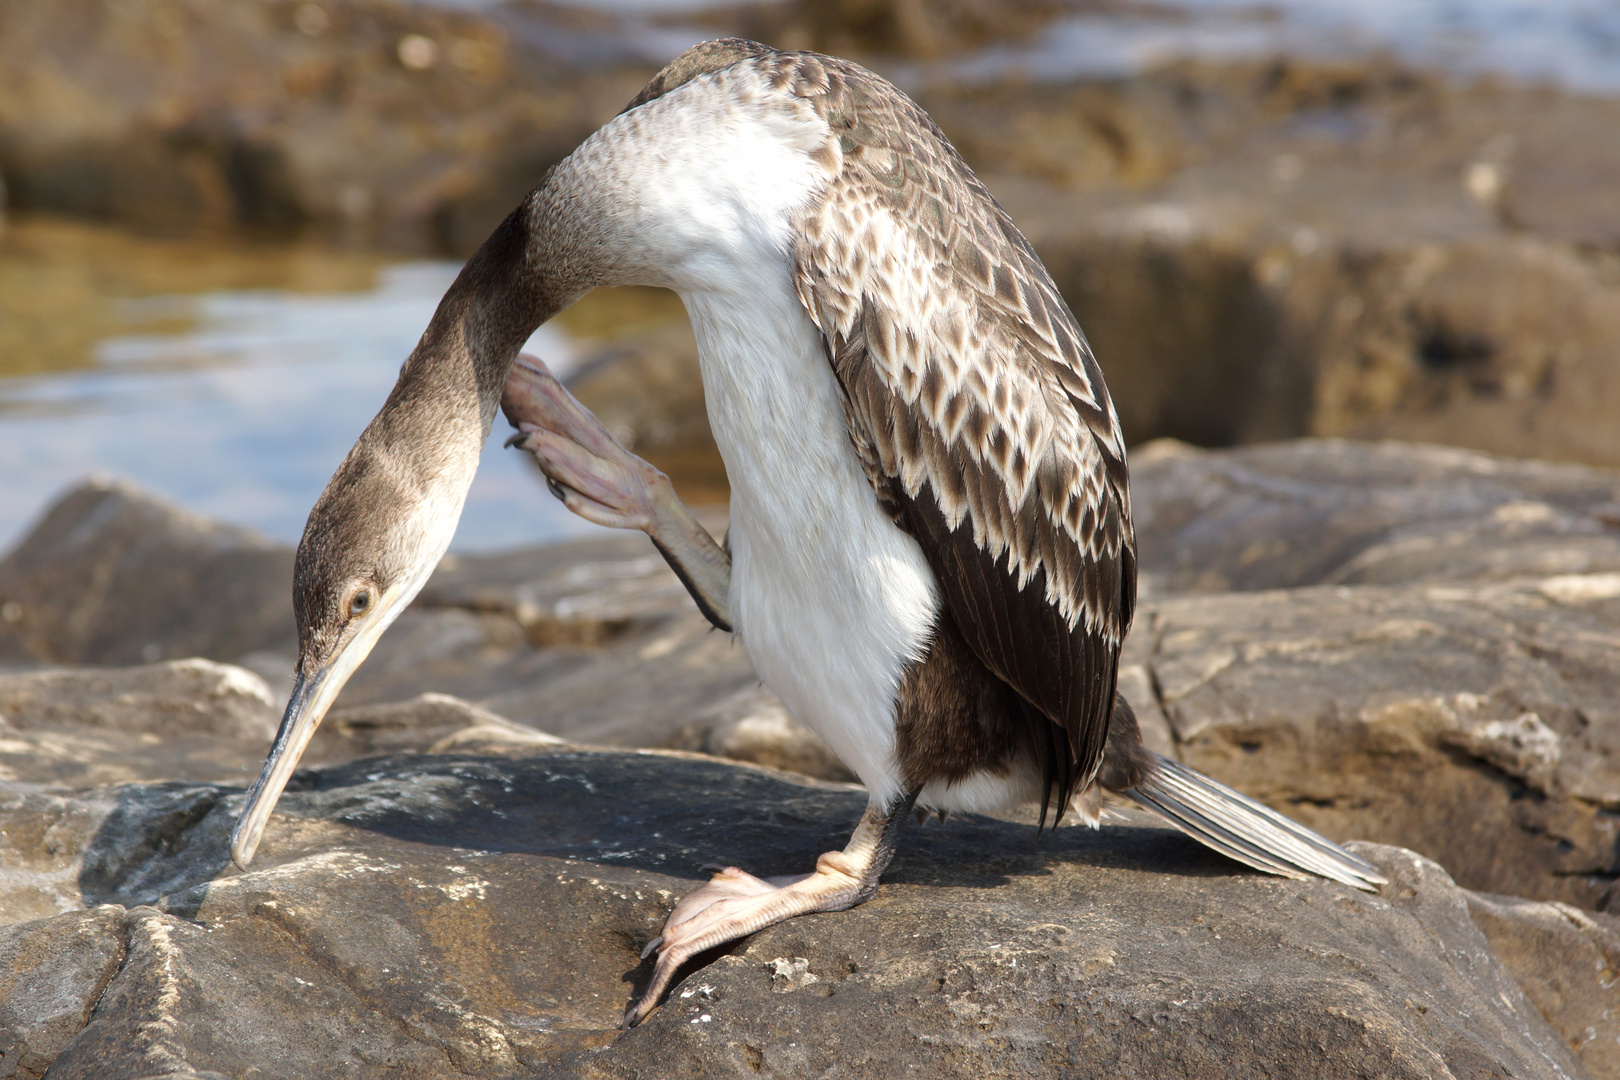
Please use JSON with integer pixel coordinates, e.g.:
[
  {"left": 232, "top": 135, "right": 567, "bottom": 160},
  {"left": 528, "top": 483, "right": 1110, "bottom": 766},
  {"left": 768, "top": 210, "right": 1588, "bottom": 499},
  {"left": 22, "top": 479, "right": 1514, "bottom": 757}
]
[
  {"left": 622, "top": 862, "right": 862, "bottom": 1027},
  {"left": 500, "top": 353, "right": 673, "bottom": 533}
]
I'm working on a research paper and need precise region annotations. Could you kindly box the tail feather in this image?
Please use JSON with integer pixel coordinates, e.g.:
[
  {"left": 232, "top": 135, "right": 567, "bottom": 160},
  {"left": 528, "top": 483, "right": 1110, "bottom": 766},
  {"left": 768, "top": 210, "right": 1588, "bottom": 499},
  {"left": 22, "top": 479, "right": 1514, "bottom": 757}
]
[{"left": 1123, "top": 754, "right": 1387, "bottom": 892}]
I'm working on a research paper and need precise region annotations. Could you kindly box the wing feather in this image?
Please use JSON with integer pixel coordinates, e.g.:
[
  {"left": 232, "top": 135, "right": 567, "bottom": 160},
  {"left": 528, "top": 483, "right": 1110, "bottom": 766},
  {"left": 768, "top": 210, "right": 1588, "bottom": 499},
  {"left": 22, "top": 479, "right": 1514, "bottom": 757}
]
[{"left": 775, "top": 52, "right": 1137, "bottom": 799}]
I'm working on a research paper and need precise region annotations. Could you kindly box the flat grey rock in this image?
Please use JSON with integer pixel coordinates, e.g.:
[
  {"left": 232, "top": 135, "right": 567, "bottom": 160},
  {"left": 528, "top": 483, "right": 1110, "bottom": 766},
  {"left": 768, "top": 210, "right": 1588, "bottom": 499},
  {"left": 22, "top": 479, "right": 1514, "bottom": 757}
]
[{"left": 7, "top": 748, "right": 1594, "bottom": 1079}]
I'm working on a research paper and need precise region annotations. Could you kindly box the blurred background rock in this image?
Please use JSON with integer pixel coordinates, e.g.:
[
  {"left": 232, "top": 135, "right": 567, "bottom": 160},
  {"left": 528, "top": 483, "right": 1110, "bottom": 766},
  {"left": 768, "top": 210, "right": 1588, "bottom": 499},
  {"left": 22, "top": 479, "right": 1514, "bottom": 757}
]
[{"left": 5, "top": 0, "right": 1620, "bottom": 545}]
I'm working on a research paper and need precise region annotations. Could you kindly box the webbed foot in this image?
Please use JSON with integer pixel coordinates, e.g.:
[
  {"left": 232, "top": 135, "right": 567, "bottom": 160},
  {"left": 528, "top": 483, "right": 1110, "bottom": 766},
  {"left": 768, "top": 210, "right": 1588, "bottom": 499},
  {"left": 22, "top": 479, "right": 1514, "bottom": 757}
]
[
  {"left": 624, "top": 795, "right": 916, "bottom": 1027},
  {"left": 501, "top": 354, "right": 667, "bottom": 532}
]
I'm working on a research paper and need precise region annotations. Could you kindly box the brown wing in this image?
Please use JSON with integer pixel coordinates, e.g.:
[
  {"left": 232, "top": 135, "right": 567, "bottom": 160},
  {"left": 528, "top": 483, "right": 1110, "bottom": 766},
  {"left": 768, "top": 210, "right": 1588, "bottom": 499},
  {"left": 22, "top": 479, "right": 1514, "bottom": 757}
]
[{"left": 774, "top": 52, "right": 1137, "bottom": 797}]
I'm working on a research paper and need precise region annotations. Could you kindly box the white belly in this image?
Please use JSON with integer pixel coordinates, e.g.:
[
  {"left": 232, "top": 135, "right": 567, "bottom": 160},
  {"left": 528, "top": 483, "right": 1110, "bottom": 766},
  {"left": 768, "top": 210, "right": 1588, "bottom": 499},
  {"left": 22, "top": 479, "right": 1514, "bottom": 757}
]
[{"left": 682, "top": 281, "right": 940, "bottom": 805}]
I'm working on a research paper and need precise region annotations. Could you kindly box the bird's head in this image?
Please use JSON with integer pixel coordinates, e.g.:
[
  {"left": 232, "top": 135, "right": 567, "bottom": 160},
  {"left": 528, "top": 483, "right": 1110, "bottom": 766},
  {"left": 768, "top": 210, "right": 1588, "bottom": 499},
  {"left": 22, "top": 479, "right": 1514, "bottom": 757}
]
[
  {"left": 227, "top": 35, "right": 803, "bottom": 869},
  {"left": 229, "top": 407, "right": 477, "bottom": 870}
]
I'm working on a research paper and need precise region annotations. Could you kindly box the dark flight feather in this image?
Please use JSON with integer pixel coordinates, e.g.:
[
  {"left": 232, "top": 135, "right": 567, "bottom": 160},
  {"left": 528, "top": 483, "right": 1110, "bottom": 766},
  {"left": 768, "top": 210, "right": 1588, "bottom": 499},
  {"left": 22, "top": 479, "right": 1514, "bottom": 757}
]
[{"left": 768, "top": 50, "right": 1136, "bottom": 814}]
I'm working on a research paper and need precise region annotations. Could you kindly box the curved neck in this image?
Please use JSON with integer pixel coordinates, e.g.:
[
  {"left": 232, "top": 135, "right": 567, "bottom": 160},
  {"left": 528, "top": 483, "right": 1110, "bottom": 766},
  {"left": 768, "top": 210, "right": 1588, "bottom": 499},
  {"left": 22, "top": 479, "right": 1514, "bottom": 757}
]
[{"left": 394, "top": 198, "right": 583, "bottom": 449}]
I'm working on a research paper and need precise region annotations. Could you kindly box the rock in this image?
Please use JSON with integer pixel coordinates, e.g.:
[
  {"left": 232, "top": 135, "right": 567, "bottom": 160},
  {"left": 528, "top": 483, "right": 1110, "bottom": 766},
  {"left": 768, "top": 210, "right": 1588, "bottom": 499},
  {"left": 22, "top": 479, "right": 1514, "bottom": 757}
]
[
  {"left": 418, "top": 530, "right": 703, "bottom": 649},
  {"left": 668, "top": 685, "right": 857, "bottom": 783},
  {"left": 0, "top": 481, "right": 847, "bottom": 783},
  {"left": 0, "top": 658, "right": 278, "bottom": 788},
  {"left": 5, "top": 747, "right": 1594, "bottom": 1078},
  {"left": 0, "top": 657, "right": 277, "bottom": 739},
  {"left": 1129, "top": 438, "right": 1620, "bottom": 596},
  {"left": 363, "top": 528, "right": 847, "bottom": 780},
  {"left": 1466, "top": 892, "right": 1620, "bottom": 1080},
  {"left": 0, "top": 478, "right": 295, "bottom": 667},
  {"left": 0, "top": 665, "right": 574, "bottom": 795},
  {"left": 1133, "top": 575, "right": 1620, "bottom": 910},
  {"left": 1106, "top": 439, "right": 1620, "bottom": 910},
  {"left": 307, "top": 692, "right": 563, "bottom": 766},
  {"left": 928, "top": 60, "right": 1620, "bottom": 470},
  {"left": 0, "top": 904, "right": 127, "bottom": 1079},
  {"left": 0, "top": 0, "right": 650, "bottom": 251}
]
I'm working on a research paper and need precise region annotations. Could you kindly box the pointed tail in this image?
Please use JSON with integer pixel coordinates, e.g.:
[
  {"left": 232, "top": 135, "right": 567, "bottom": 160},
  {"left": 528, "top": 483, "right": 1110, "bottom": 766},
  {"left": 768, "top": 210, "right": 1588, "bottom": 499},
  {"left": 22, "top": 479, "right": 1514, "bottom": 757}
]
[{"left": 1123, "top": 753, "right": 1386, "bottom": 891}]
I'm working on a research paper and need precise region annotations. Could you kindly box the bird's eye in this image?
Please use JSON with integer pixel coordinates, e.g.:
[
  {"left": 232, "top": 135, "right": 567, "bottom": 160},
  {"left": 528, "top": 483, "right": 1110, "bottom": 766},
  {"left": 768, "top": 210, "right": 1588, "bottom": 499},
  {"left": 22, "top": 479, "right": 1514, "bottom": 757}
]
[{"left": 349, "top": 590, "right": 373, "bottom": 617}]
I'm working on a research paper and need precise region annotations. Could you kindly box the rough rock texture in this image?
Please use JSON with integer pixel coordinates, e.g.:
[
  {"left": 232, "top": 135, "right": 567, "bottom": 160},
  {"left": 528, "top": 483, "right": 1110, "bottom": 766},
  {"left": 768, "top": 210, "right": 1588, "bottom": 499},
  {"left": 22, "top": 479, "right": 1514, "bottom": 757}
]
[
  {"left": 0, "top": 657, "right": 278, "bottom": 787},
  {"left": 3, "top": 748, "right": 1597, "bottom": 1079},
  {"left": 1130, "top": 439, "right": 1620, "bottom": 597},
  {"left": 306, "top": 692, "right": 564, "bottom": 767},
  {"left": 1132, "top": 577, "right": 1620, "bottom": 910},
  {"left": 1467, "top": 891, "right": 1620, "bottom": 1079},
  {"left": 7, "top": 442, "right": 1620, "bottom": 913},
  {"left": 3, "top": 438, "right": 1620, "bottom": 1073},
  {"left": 0, "top": 479, "right": 837, "bottom": 783},
  {"left": 0, "top": 477, "right": 295, "bottom": 667},
  {"left": 0, "top": 689, "right": 563, "bottom": 930},
  {"left": 364, "top": 532, "right": 772, "bottom": 756},
  {"left": 0, "top": 904, "right": 127, "bottom": 1079},
  {"left": 1121, "top": 440, "right": 1620, "bottom": 911}
]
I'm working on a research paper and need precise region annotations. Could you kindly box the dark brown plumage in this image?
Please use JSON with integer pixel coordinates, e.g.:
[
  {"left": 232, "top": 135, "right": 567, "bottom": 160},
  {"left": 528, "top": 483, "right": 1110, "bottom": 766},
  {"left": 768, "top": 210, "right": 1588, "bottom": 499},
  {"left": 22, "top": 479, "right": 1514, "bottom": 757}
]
[{"left": 758, "top": 48, "right": 1137, "bottom": 819}]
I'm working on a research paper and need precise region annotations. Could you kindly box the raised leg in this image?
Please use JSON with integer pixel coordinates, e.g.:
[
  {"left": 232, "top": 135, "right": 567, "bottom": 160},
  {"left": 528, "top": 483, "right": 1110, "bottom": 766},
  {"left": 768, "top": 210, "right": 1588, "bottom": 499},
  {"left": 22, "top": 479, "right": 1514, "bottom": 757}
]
[
  {"left": 625, "top": 790, "right": 917, "bottom": 1027},
  {"left": 501, "top": 354, "right": 733, "bottom": 631}
]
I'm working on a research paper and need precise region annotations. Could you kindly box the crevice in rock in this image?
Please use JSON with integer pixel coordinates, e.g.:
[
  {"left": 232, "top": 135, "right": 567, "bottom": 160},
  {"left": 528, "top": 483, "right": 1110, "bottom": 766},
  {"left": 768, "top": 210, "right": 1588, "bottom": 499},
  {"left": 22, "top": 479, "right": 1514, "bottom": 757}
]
[
  {"left": 81, "top": 907, "right": 133, "bottom": 1022},
  {"left": 1143, "top": 610, "right": 1178, "bottom": 758},
  {"left": 39, "top": 905, "right": 138, "bottom": 1077}
]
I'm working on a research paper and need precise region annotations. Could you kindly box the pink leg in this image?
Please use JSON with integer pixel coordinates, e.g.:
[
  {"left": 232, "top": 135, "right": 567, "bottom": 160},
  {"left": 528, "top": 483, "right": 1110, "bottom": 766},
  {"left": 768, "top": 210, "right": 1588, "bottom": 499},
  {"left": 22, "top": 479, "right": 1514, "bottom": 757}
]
[
  {"left": 502, "top": 354, "right": 732, "bottom": 629},
  {"left": 625, "top": 795, "right": 914, "bottom": 1027}
]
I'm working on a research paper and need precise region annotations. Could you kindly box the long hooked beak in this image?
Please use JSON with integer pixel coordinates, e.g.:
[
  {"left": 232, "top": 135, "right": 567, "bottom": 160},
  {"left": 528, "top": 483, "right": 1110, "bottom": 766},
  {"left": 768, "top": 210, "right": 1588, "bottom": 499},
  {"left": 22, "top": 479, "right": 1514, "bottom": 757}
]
[{"left": 230, "top": 596, "right": 401, "bottom": 870}]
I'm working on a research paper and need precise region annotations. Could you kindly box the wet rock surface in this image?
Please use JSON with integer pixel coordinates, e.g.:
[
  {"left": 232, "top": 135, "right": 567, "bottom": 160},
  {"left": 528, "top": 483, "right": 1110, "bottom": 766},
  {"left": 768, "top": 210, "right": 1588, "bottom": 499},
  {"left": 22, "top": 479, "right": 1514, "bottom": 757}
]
[{"left": 2, "top": 748, "right": 1601, "bottom": 1079}]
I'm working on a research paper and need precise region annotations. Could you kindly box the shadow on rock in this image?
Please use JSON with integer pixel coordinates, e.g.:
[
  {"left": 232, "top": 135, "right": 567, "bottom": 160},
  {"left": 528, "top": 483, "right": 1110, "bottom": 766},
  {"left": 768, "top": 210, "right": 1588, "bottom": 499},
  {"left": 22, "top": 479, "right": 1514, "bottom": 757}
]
[
  {"left": 77, "top": 780, "right": 239, "bottom": 915},
  {"left": 31, "top": 746, "right": 1592, "bottom": 1080}
]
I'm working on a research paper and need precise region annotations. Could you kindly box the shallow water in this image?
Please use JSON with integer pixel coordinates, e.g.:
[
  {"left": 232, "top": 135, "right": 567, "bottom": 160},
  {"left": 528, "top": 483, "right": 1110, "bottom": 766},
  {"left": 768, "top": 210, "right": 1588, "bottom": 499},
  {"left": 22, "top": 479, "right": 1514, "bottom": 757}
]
[
  {"left": 942, "top": 0, "right": 1620, "bottom": 94},
  {"left": 538, "top": 0, "right": 1620, "bottom": 96},
  {"left": 0, "top": 217, "right": 683, "bottom": 555}
]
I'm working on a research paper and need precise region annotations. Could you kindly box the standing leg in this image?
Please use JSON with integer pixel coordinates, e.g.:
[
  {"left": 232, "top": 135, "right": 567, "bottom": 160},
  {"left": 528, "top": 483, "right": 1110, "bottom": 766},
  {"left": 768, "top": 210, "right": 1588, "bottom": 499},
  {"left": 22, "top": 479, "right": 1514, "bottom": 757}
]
[
  {"left": 625, "top": 789, "right": 918, "bottom": 1027},
  {"left": 504, "top": 356, "right": 920, "bottom": 1025}
]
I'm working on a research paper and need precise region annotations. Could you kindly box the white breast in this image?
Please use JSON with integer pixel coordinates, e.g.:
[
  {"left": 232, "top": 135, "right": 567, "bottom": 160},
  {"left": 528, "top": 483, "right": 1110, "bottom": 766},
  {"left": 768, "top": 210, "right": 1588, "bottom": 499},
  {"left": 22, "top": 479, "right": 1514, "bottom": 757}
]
[
  {"left": 569, "top": 65, "right": 943, "bottom": 802},
  {"left": 684, "top": 281, "right": 940, "bottom": 805}
]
